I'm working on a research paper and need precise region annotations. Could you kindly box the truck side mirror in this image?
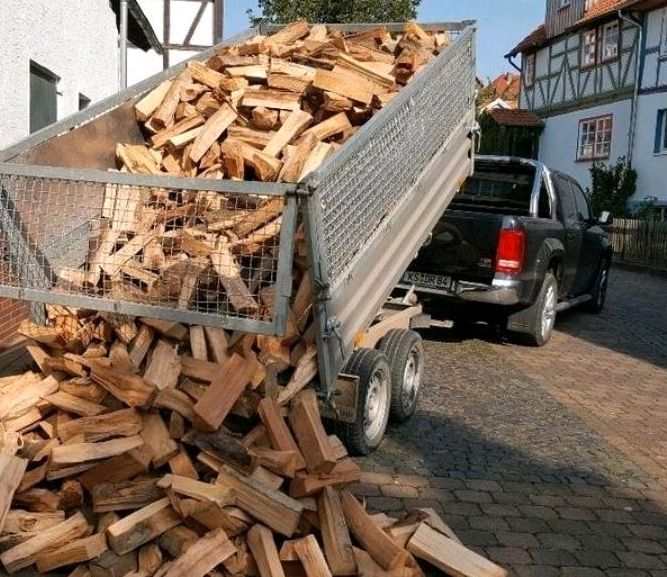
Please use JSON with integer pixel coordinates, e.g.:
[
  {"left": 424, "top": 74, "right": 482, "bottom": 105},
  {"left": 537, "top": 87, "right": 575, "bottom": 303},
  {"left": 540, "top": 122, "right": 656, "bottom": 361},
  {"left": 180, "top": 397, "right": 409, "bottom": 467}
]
[{"left": 598, "top": 211, "right": 613, "bottom": 226}]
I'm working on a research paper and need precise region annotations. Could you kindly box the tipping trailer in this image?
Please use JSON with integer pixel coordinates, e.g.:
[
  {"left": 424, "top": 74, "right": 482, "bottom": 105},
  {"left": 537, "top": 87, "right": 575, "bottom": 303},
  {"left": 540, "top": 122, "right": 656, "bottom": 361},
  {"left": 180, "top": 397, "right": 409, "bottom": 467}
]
[{"left": 0, "top": 22, "right": 476, "bottom": 454}]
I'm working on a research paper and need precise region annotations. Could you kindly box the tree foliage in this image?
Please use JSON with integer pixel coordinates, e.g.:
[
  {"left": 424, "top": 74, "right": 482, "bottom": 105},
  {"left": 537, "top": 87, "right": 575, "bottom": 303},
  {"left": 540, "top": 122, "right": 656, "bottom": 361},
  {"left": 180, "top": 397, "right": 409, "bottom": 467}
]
[
  {"left": 587, "top": 156, "right": 638, "bottom": 218},
  {"left": 249, "top": 0, "right": 422, "bottom": 24}
]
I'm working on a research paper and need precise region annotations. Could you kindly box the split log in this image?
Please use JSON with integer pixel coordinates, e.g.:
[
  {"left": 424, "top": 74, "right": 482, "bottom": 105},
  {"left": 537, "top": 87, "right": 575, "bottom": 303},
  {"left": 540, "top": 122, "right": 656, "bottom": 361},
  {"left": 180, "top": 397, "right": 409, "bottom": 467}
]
[
  {"left": 407, "top": 523, "right": 508, "bottom": 577},
  {"left": 193, "top": 353, "right": 253, "bottom": 432},
  {"left": 0, "top": 511, "right": 90, "bottom": 573},
  {"left": 106, "top": 498, "right": 181, "bottom": 555},
  {"left": 247, "top": 524, "right": 286, "bottom": 577},
  {"left": 159, "top": 528, "right": 236, "bottom": 577},
  {"left": 340, "top": 491, "right": 408, "bottom": 571},
  {"left": 217, "top": 469, "right": 304, "bottom": 537}
]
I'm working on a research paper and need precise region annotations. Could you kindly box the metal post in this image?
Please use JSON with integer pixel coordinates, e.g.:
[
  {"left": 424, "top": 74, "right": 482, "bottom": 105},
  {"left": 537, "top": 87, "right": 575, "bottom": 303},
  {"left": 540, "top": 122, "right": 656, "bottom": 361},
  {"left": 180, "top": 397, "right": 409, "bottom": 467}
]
[
  {"left": 214, "top": 0, "right": 224, "bottom": 43},
  {"left": 163, "top": 0, "right": 171, "bottom": 70},
  {"left": 120, "top": 0, "right": 129, "bottom": 89}
]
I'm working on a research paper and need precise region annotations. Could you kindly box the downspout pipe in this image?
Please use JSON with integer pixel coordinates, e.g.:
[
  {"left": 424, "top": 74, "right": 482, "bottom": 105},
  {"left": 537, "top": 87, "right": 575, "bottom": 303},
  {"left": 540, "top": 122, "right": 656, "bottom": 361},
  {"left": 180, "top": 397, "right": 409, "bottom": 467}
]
[
  {"left": 618, "top": 9, "right": 642, "bottom": 165},
  {"left": 120, "top": 0, "right": 129, "bottom": 90}
]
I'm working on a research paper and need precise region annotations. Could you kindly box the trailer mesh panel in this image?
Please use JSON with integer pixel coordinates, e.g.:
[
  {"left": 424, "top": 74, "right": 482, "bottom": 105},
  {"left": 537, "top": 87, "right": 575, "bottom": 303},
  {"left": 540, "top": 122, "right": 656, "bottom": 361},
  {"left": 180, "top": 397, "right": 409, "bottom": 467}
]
[{"left": 0, "top": 173, "right": 286, "bottom": 329}]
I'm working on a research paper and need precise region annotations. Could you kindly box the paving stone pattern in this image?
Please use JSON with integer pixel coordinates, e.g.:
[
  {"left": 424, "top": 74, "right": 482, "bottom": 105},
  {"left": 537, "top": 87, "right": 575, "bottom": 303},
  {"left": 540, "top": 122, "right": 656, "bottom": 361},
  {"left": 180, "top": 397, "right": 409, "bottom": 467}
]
[{"left": 357, "top": 268, "right": 667, "bottom": 576}]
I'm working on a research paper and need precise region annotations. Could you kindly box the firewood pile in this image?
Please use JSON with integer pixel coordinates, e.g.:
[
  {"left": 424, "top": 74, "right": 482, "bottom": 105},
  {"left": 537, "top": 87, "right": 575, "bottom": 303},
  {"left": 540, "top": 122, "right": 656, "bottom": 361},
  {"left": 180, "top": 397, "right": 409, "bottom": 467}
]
[
  {"left": 125, "top": 19, "right": 451, "bottom": 183},
  {"left": 56, "top": 19, "right": 451, "bottom": 312},
  {"left": 0, "top": 307, "right": 507, "bottom": 577},
  {"left": 0, "top": 19, "right": 507, "bottom": 577}
]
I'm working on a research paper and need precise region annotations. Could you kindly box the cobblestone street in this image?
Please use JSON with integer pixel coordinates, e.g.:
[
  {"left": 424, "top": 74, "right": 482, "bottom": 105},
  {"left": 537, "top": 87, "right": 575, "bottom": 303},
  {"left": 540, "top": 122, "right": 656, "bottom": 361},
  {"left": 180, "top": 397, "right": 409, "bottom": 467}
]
[{"left": 357, "top": 268, "right": 667, "bottom": 577}]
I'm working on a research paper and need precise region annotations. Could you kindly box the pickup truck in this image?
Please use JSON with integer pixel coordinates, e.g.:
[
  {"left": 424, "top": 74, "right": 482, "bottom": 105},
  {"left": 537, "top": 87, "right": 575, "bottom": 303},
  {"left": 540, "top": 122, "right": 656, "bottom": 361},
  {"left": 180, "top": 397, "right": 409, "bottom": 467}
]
[{"left": 399, "top": 156, "right": 613, "bottom": 346}]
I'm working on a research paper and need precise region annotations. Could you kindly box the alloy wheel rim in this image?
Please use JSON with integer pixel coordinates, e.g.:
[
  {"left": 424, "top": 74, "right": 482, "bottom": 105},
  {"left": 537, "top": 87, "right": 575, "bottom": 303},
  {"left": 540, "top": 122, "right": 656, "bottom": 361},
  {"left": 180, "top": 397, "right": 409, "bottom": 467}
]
[
  {"left": 364, "top": 369, "right": 388, "bottom": 443},
  {"left": 598, "top": 268, "right": 608, "bottom": 306},
  {"left": 402, "top": 347, "right": 421, "bottom": 411},
  {"left": 541, "top": 284, "right": 557, "bottom": 340}
]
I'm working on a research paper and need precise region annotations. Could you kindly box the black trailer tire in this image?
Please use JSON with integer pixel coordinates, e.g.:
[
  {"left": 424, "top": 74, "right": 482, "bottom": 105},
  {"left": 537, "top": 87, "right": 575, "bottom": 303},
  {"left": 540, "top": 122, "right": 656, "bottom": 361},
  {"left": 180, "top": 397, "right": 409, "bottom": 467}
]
[
  {"left": 377, "top": 329, "right": 423, "bottom": 423},
  {"left": 584, "top": 259, "right": 610, "bottom": 314},
  {"left": 336, "top": 348, "right": 392, "bottom": 456},
  {"left": 507, "top": 272, "right": 558, "bottom": 347}
]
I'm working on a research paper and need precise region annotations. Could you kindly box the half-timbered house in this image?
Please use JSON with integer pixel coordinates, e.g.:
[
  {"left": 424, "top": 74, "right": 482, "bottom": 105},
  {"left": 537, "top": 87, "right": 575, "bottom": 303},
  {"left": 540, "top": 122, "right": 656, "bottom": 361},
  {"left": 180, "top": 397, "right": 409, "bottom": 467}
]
[{"left": 508, "top": 0, "right": 667, "bottom": 210}]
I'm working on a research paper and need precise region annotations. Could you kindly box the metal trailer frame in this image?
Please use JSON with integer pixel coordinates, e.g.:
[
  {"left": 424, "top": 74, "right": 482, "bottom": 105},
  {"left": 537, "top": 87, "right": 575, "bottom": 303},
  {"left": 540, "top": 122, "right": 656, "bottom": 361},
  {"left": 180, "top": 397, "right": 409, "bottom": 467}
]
[{"left": 0, "top": 21, "right": 477, "bottom": 400}]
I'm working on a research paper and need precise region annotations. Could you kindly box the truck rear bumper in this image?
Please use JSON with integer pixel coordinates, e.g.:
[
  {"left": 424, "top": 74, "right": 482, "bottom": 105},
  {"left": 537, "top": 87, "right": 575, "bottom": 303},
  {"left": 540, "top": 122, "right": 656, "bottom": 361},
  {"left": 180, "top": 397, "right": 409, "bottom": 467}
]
[
  {"left": 398, "top": 278, "right": 522, "bottom": 306},
  {"left": 456, "top": 279, "right": 522, "bottom": 305}
]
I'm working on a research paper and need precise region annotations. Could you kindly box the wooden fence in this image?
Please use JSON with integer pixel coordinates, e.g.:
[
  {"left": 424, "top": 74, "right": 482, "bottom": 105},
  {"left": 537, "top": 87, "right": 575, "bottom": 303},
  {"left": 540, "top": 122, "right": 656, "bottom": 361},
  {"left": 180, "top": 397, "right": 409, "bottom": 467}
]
[{"left": 608, "top": 218, "right": 667, "bottom": 272}]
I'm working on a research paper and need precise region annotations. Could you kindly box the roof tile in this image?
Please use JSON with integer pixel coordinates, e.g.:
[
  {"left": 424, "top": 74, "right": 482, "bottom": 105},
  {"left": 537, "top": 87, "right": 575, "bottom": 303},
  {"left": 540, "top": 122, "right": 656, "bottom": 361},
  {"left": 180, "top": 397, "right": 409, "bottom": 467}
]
[{"left": 485, "top": 108, "right": 544, "bottom": 128}]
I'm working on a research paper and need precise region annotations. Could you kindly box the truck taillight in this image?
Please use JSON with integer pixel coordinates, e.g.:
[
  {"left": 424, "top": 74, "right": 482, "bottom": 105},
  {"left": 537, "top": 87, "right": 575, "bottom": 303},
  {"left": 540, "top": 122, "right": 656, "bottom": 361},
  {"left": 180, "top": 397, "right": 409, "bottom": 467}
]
[{"left": 496, "top": 229, "right": 525, "bottom": 275}]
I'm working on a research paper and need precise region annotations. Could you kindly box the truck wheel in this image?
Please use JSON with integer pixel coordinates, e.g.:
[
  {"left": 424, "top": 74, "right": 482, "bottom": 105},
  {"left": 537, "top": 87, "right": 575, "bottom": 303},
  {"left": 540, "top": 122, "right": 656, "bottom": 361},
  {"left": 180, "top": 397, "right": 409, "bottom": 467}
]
[
  {"left": 377, "top": 329, "right": 423, "bottom": 423},
  {"left": 584, "top": 260, "right": 610, "bottom": 314},
  {"left": 336, "top": 348, "right": 392, "bottom": 456},
  {"left": 507, "top": 272, "right": 558, "bottom": 347}
]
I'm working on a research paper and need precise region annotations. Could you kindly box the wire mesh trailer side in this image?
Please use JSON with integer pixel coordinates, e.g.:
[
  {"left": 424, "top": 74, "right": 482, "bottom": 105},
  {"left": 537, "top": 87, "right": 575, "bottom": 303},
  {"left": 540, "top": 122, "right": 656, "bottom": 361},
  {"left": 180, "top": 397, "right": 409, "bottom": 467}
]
[
  {"left": 0, "top": 165, "right": 298, "bottom": 335},
  {"left": 304, "top": 25, "right": 477, "bottom": 391}
]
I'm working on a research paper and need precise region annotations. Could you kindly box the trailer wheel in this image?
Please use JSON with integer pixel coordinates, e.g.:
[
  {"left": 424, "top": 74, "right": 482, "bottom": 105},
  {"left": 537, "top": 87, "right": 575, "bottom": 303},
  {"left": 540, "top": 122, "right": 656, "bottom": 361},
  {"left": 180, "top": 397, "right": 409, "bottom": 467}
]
[
  {"left": 336, "top": 348, "right": 392, "bottom": 456},
  {"left": 377, "top": 329, "right": 423, "bottom": 423}
]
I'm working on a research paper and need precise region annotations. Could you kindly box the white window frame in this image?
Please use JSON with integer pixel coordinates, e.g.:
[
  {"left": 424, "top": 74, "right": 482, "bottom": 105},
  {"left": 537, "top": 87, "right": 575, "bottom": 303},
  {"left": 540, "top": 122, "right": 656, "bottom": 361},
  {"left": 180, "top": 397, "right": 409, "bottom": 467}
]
[
  {"left": 601, "top": 21, "right": 620, "bottom": 62},
  {"left": 523, "top": 53, "right": 536, "bottom": 88},
  {"left": 657, "top": 109, "right": 667, "bottom": 154},
  {"left": 577, "top": 115, "right": 613, "bottom": 161},
  {"left": 582, "top": 29, "right": 597, "bottom": 68}
]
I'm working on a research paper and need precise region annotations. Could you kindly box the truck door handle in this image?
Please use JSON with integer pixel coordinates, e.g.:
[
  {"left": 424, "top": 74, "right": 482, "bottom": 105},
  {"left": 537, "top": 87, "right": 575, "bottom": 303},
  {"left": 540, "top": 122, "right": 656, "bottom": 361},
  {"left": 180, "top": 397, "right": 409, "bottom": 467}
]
[{"left": 567, "top": 232, "right": 576, "bottom": 240}]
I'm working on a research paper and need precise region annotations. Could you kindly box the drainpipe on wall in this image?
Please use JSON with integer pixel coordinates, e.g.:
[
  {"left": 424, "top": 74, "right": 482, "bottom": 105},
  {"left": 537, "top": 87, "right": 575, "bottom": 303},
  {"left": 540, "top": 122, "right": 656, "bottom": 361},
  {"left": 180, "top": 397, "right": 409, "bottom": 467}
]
[
  {"left": 618, "top": 9, "right": 642, "bottom": 166},
  {"left": 120, "top": 0, "right": 129, "bottom": 89}
]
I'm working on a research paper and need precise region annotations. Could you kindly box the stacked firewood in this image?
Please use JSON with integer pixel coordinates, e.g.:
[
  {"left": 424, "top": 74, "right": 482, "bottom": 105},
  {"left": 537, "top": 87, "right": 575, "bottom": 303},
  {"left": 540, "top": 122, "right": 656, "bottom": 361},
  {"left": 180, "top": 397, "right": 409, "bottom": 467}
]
[
  {"left": 57, "top": 19, "right": 451, "bottom": 310},
  {"left": 0, "top": 19, "right": 508, "bottom": 577},
  {"left": 0, "top": 308, "right": 507, "bottom": 577},
  {"left": 122, "top": 19, "right": 451, "bottom": 183}
]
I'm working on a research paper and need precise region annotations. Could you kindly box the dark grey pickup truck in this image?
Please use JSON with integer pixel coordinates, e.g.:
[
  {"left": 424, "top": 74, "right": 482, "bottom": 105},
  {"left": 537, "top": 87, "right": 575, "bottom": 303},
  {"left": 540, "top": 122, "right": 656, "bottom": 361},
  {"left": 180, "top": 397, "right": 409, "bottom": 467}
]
[{"left": 399, "top": 156, "right": 613, "bottom": 346}]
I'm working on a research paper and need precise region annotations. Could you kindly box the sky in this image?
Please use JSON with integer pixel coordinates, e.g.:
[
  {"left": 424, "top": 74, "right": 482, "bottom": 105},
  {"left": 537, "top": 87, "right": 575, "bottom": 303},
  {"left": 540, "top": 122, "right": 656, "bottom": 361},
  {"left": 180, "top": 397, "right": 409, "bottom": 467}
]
[{"left": 222, "top": 0, "right": 545, "bottom": 80}]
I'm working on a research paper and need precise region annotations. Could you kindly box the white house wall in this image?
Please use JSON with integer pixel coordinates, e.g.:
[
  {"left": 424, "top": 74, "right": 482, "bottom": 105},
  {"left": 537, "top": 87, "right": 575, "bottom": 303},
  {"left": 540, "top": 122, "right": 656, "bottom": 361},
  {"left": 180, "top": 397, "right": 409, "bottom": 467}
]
[
  {"left": 128, "top": 0, "right": 216, "bottom": 86},
  {"left": 539, "top": 99, "right": 632, "bottom": 190},
  {"left": 633, "top": 92, "right": 667, "bottom": 205},
  {"left": 0, "top": 0, "right": 119, "bottom": 149}
]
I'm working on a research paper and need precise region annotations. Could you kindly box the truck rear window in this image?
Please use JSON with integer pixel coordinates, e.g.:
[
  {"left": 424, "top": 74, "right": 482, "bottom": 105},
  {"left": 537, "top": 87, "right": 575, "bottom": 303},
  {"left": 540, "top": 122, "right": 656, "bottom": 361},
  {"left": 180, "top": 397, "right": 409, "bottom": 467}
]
[{"left": 450, "top": 164, "right": 536, "bottom": 216}]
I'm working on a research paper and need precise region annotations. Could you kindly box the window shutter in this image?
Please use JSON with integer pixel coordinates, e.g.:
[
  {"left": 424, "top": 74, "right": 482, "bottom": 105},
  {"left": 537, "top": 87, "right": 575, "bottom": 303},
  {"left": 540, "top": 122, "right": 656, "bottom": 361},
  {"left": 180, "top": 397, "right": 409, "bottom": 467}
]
[{"left": 29, "top": 63, "right": 58, "bottom": 133}]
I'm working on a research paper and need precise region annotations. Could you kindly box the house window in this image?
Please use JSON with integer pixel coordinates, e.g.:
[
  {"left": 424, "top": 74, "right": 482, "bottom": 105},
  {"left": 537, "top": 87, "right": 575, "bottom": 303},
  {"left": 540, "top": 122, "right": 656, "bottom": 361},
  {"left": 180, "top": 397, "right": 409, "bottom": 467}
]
[
  {"left": 29, "top": 62, "right": 58, "bottom": 133},
  {"left": 582, "top": 29, "right": 597, "bottom": 67},
  {"left": 656, "top": 109, "right": 667, "bottom": 154},
  {"left": 524, "top": 53, "right": 536, "bottom": 88},
  {"left": 578, "top": 115, "right": 613, "bottom": 160},
  {"left": 601, "top": 21, "right": 620, "bottom": 61},
  {"left": 79, "top": 94, "right": 91, "bottom": 111}
]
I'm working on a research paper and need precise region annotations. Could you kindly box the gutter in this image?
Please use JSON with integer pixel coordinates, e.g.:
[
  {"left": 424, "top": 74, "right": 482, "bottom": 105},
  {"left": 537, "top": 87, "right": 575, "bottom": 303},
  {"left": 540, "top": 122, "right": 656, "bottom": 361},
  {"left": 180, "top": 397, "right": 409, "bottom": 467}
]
[
  {"left": 618, "top": 9, "right": 643, "bottom": 165},
  {"left": 505, "top": 54, "right": 522, "bottom": 74}
]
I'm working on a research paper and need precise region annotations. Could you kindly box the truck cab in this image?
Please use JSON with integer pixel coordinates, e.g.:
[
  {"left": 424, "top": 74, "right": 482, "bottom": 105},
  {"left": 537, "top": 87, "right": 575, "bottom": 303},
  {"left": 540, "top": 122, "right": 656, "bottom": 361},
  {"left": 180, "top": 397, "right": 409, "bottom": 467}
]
[{"left": 400, "top": 156, "right": 613, "bottom": 345}]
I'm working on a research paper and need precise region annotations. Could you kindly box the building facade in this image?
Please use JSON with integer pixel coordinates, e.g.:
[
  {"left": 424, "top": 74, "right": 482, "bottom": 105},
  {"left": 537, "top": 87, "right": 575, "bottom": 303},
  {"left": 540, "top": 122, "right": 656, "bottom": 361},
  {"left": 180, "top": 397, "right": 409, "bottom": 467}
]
[
  {"left": 128, "top": 0, "right": 224, "bottom": 87},
  {"left": 508, "top": 0, "right": 667, "bottom": 210},
  {"left": 0, "top": 0, "right": 120, "bottom": 149},
  {"left": 0, "top": 0, "right": 160, "bottom": 151}
]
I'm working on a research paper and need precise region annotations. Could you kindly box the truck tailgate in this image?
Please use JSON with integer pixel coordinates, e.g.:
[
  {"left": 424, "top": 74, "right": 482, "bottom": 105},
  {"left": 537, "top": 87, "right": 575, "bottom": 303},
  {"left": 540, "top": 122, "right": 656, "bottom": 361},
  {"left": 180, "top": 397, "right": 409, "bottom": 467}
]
[{"left": 407, "top": 210, "right": 503, "bottom": 285}]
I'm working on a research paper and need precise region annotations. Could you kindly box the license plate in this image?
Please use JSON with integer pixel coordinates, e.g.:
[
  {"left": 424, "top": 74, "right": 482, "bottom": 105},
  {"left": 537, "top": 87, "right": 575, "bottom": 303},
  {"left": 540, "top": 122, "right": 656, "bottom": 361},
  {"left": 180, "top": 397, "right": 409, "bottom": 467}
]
[{"left": 402, "top": 271, "right": 453, "bottom": 290}]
